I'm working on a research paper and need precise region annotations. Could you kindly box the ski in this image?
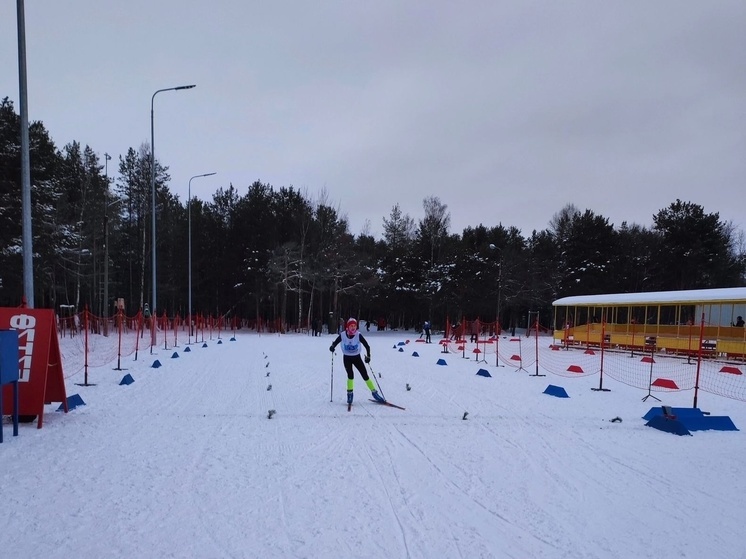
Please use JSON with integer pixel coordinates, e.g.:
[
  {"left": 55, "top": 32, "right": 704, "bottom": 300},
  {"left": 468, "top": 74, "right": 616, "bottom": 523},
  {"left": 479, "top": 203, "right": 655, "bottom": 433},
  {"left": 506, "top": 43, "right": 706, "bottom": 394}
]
[{"left": 369, "top": 399, "right": 406, "bottom": 410}]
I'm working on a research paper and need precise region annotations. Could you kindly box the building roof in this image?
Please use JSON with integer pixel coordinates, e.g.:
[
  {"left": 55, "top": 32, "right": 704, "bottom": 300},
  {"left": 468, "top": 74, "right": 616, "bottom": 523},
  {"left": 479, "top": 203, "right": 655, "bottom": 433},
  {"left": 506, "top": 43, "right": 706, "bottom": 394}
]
[{"left": 553, "top": 287, "right": 746, "bottom": 307}]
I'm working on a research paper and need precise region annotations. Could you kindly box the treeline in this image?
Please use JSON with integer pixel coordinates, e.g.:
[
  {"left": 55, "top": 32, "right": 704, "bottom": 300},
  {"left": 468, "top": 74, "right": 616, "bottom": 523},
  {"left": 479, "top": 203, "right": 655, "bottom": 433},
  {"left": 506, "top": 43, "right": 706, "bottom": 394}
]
[{"left": 1, "top": 97, "right": 744, "bottom": 331}]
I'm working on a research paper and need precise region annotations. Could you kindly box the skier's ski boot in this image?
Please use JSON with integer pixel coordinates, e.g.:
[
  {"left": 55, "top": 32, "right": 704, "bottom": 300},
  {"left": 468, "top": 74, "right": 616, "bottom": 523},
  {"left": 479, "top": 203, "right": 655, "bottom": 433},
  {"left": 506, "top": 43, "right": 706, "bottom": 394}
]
[
  {"left": 347, "top": 390, "right": 354, "bottom": 405},
  {"left": 371, "top": 390, "right": 385, "bottom": 403}
]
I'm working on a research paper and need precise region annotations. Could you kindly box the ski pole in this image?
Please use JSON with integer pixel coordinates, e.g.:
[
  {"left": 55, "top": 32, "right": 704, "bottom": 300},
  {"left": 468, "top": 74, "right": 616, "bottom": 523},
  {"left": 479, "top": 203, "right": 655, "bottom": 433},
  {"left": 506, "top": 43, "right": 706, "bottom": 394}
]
[
  {"left": 368, "top": 361, "right": 386, "bottom": 401},
  {"left": 330, "top": 351, "right": 334, "bottom": 402}
]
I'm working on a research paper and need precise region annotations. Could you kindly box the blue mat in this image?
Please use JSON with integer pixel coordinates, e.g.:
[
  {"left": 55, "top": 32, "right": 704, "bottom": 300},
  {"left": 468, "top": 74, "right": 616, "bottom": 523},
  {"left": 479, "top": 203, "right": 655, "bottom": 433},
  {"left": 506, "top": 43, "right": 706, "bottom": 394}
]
[
  {"left": 645, "top": 415, "right": 692, "bottom": 436},
  {"left": 642, "top": 407, "right": 704, "bottom": 421},
  {"left": 643, "top": 406, "right": 738, "bottom": 432}
]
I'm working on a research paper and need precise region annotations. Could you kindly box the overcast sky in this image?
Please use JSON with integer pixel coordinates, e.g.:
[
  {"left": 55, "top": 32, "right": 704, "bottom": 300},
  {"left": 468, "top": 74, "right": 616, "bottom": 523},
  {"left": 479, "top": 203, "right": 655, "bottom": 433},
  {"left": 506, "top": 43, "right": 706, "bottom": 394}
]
[{"left": 2, "top": 1, "right": 744, "bottom": 239}]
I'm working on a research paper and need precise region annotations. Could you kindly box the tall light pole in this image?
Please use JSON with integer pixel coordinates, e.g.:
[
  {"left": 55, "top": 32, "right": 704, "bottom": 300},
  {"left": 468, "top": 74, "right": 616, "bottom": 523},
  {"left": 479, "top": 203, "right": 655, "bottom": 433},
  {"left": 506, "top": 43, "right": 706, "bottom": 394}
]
[
  {"left": 17, "top": 0, "right": 33, "bottom": 307},
  {"left": 188, "top": 172, "right": 216, "bottom": 343},
  {"left": 103, "top": 152, "right": 112, "bottom": 334},
  {"left": 150, "top": 84, "right": 195, "bottom": 320}
]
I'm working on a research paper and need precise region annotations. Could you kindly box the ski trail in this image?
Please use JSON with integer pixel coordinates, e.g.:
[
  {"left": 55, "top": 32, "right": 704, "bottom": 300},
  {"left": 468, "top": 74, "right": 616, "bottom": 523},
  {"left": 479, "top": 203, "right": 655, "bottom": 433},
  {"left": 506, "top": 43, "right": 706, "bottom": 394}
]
[
  {"left": 186, "top": 421, "right": 242, "bottom": 558},
  {"left": 362, "top": 442, "right": 411, "bottom": 558},
  {"left": 390, "top": 423, "right": 559, "bottom": 554},
  {"left": 380, "top": 434, "right": 467, "bottom": 559}
]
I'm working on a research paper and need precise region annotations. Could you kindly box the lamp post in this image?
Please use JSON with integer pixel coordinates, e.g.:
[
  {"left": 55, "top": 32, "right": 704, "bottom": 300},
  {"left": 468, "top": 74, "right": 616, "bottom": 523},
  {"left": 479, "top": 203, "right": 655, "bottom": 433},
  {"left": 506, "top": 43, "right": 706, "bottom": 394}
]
[
  {"left": 103, "top": 152, "right": 112, "bottom": 335},
  {"left": 150, "top": 84, "right": 196, "bottom": 321},
  {"left": 18, "top": 0, "right": 33, "bottom": 306},
  {"left": 188, "top": 172, "right": 216, "bottom": 343}
]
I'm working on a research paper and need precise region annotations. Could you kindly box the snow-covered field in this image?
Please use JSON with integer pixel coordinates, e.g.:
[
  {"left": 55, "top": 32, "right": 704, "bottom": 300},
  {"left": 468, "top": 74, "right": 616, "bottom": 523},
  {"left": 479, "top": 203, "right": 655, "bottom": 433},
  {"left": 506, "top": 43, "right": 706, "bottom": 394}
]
[{"left": 2, "top": 328, "right": 745, "bottom": 559}]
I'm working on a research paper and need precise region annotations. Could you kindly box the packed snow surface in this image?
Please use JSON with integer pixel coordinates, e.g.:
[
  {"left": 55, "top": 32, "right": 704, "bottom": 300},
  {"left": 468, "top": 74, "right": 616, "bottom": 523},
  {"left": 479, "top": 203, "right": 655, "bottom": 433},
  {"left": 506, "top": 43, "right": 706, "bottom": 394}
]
[{"left": 2, "top": 329, "right": 745, "bottom": 559}]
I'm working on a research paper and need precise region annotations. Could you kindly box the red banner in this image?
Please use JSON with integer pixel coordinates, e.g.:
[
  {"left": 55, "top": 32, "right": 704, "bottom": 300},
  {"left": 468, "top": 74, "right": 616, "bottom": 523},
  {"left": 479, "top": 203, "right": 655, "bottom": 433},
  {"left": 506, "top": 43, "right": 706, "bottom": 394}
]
[{"left": 0, "top": 308, "right": 67, "bottom": 428}]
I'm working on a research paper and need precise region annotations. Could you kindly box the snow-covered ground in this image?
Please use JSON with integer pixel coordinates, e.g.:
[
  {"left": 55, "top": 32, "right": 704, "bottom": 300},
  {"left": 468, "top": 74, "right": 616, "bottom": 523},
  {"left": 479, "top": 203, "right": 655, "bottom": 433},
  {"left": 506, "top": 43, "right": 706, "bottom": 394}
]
[{"left": 2, "top": 328, "right": 745, "bottom": 559}]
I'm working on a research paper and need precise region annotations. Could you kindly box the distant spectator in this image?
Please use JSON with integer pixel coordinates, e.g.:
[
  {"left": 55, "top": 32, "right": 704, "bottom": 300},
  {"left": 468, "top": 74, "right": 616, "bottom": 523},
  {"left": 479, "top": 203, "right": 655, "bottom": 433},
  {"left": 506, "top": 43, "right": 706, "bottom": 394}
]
[
  {"left": 451, "top": 321, "right": 463, "bottom": 340},
  {"left": 423, "top": 320, "right": 432, "bottom": 343},
  {"left": 470, "top": 319, "right": 481, "bottom": 343},
  {"left": 733, "top": 316, "right": 744, "bottom": 327},
  {"left": 142, "top": 304, "right": 154, "bottom": 334}
]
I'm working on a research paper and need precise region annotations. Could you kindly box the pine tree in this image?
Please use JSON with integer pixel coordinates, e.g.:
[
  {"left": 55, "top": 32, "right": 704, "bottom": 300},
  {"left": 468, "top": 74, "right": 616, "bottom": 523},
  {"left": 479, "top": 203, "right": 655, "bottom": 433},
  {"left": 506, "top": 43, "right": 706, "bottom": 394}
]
[
  {"left": 0, "top": 98, "right": 23, "bottom": 305},
  {"left": 653, "top": 199, "right": 740, "bottom": 290}
]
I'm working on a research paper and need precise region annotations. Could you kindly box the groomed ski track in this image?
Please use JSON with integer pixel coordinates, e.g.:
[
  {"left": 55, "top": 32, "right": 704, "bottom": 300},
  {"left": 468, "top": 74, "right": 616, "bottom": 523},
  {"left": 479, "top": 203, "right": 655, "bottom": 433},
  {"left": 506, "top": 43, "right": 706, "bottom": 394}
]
[{"left": 2, "top": 330, "right": 745, "bottom": 558}]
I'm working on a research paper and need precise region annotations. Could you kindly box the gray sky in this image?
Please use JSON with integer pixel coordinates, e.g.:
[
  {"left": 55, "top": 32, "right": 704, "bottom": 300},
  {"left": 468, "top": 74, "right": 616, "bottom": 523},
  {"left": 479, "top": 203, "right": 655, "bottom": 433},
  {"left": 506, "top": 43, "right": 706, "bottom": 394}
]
[{"left": 2, "top": 1, "right": 744, "bottom": 239}]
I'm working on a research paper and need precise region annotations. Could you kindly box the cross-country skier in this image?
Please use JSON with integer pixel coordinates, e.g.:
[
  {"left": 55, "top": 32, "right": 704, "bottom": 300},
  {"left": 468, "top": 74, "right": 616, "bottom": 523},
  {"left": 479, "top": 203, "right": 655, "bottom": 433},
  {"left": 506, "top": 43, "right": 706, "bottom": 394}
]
[
  {"left": 423, "top": 320, "right": 432, "bottom": 343},
  {"left": 329, "top": 317, "right": 385, "bottom": 405}
]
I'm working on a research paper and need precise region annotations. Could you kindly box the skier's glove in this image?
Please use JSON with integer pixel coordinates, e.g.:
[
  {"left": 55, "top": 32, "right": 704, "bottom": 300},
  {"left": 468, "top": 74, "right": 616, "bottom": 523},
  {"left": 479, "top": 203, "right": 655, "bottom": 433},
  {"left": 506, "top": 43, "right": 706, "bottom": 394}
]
[
  {"left": 329, "top": 345, "right": 335, "bottom": 352},
  {"left": 364, "top": 355, "right": 370, "bottom": 363}
]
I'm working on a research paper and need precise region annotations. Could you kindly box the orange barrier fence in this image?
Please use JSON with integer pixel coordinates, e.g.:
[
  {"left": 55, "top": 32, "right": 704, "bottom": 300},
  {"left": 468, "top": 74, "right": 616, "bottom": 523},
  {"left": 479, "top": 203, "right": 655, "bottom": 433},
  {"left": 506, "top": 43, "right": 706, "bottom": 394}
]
[{"left": 419, "top": 315, "right": 746, "bottom": 403}]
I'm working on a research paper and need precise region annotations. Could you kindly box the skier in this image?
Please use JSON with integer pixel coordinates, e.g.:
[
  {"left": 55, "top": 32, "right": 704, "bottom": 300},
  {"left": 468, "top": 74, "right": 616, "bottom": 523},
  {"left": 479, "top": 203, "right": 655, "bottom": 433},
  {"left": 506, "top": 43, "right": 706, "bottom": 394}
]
[
  {"left": 329, "top": 317, "right": 385, "bottom": 405},
  {"left": 423, "top": 320, "right": 432, "bottom": 343}
]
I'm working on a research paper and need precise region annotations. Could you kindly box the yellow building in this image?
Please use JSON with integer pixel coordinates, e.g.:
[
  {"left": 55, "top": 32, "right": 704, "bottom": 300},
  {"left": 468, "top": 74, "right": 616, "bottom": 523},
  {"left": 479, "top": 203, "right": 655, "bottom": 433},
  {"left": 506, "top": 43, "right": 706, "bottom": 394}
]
[{"left": 552, "top": 287, "right": 746, "bottom": 359}]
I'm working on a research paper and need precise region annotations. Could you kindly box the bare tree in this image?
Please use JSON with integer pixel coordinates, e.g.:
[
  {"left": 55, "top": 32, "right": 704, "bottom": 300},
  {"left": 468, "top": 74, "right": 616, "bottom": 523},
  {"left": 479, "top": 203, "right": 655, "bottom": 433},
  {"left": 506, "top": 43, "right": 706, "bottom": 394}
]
[{"left": 418, "top": 196, "right": 450, "bottom": 265}]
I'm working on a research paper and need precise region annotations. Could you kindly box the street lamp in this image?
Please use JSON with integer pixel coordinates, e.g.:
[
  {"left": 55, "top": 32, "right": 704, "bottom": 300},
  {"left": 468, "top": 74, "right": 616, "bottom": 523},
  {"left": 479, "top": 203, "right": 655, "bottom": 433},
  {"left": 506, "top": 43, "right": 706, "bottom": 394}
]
[
  {"left": 150, "top": 84, "right": 196, "bottom": 322},
  {"left": 103, "top": 152, "right": 112, "bottom": 335},
  {"left": 188, "top": 172, "right": 216, "bottom": 343},
  {"left": 18, "top": 0, "right": 34, "bottom": 307}
]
